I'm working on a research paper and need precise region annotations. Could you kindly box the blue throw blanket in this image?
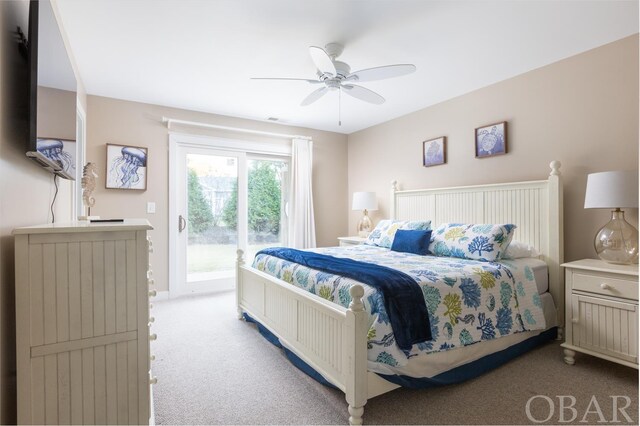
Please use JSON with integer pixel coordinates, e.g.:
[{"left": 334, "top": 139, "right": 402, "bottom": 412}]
[{"left": 257, "top": 247, "right": 432, "bottom": 350}]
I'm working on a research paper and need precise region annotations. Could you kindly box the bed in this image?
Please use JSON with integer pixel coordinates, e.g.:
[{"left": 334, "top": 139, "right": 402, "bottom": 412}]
[{"left": 235, "top": 161, "right": 564, "bottom": 425}]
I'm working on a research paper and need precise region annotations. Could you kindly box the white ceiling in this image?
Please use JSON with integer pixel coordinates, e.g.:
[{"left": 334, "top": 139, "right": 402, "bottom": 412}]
[{"left": 55, "top": 0, "right": 638, "bottom": 134}]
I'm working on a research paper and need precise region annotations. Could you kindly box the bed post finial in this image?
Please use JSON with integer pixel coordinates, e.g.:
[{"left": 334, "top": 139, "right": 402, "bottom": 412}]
[
  {"left": 348, "top": 285, "right": 365, "bottom": 312},
  {"left": 236, "top": 249, "right": 245, "bottom": 265},
  {"left": 391, "top": 180, "right": 398, "bottom": 191},
  {"left": 549, "top": 161, "right": 561, "bottom": 176}
]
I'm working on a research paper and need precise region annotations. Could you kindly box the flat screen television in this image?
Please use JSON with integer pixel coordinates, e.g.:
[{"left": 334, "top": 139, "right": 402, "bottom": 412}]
[{"left": 25, "top": 0, "right": 77, "bottom": 180}]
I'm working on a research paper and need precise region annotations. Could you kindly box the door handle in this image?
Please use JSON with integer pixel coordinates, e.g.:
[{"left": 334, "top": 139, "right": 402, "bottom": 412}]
[{"left": 178, "top": 215, "right": 186, "bottom": 232}]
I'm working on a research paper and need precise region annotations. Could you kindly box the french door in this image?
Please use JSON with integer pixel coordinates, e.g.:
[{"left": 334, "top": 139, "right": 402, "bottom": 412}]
[{"left": 170, "top": 136, "right": 289, "bottom": 296}]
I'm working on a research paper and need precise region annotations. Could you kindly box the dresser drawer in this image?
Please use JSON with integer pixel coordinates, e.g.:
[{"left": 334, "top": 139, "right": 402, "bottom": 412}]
[{"left": 573, "top": 272, "right": 638, "bottom": 301}]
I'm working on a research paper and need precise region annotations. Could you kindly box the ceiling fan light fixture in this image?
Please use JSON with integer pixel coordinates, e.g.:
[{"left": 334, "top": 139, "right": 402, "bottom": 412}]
[{"left": 253, "top": 42, "right": 415, "bottom": 113}]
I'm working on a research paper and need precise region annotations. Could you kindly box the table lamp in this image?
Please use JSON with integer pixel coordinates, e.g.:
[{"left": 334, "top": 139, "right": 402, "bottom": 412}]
[
  {"left": 352, "top": 192, "right": 378, "bottom": 237},
  {"left": 584, "top": 170, "right": 638, "bottom": 264}
]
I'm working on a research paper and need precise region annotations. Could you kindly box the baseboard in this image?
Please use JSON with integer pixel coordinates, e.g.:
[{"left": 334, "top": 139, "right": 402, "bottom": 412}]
[
  {"left": 164, "top": 286, "right": 235, "bottom": 299},
  {"left": 155, "top": 291, "right": 169, "bottom": 301}
]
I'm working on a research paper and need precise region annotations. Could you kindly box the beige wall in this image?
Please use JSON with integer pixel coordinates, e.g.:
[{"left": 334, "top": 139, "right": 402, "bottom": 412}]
[
  {"left": 348, "top": 35, "right": 639, "bottom": 262},
  {"left": 0, "top": 1, "right": 85, "bottom": 422},
  {"left": 85, "top": 96, "right": 349, "bottom": 293}
]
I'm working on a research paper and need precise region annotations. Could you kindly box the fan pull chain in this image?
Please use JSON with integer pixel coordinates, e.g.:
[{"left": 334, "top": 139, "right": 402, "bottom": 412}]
[{"left": 338, "top": 88, "right": 342, "bottom": 127}]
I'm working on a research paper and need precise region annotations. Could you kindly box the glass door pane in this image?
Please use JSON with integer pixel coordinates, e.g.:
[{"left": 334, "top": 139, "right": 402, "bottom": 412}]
[
  {"left": 245, "top": 157, "right": 289, "bottom": 261},
  {"left": 186, "top": 153, "right": 238, "bottom": 283}
]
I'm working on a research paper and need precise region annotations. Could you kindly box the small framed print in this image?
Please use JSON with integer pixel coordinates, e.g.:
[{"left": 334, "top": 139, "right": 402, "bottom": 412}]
[
  {"left": 423, "top": 136, "right": 446, "bottom": 167},
  {"left": 106, "top": 143, "right": 148, "bottom": 190},
  {"left": 475, "top": 121, "right": 507, "bottom": 158}
]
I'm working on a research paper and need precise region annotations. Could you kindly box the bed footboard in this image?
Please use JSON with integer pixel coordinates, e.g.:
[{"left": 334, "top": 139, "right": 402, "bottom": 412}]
[{"left": 236, "top": 249, "right": 371, "bottom": 425}]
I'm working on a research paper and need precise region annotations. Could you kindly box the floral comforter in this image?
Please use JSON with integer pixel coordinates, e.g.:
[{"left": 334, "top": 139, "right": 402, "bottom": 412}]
[{"left": 252, "top": 245, "right": 545, "bottom": 368}]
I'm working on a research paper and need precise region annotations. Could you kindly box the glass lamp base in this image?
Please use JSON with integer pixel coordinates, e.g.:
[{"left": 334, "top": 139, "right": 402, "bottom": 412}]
[
  {"left": 357, "top": 210, "right": 373, "bottom": 238},
  {"left": 594, "top": 209, "right": 639, "bottom": 265}
]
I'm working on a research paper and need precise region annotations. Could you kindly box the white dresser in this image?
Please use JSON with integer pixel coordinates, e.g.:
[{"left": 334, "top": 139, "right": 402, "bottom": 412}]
[{"left": 14, "top": 220, "right": 155, "bottom": 425}]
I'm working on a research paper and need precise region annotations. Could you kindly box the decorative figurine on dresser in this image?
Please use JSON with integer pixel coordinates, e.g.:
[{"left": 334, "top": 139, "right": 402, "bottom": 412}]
[
  {"left": 79, "top": 162, "right": 99, "bottom": 221},
  {"left": 13, "top": 219, "right": 155, "bottom": 425}
]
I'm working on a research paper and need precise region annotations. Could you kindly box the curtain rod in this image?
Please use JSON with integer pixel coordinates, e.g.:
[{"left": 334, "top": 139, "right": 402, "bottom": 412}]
[{"left": 162, "top": 117, "right": 312, "bottom": 141}]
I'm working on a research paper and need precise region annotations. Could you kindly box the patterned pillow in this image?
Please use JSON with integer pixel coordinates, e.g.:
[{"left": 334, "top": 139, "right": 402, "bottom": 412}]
[
  {"left": 429, "top": 223, "right": 517, "bottom": 261},
  {"left": 364, "top": 219, "right": 432, "bottom": 248}
]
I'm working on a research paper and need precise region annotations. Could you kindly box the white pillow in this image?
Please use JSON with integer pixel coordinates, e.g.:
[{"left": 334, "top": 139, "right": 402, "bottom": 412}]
[{"left": 502, "top": 241, "right": 540, "bottom": 259}]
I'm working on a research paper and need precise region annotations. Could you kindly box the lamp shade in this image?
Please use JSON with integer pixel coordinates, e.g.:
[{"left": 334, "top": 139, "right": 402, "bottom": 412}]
[
  {"left": 584, "top": 171, "right": 638, "bottom": 209},
  {"left": 352, "top": 192, "right": 378, "bottom": 211}
]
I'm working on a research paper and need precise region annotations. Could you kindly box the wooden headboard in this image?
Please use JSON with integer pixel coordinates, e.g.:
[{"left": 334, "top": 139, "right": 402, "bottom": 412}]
[{"left": 391, "top": 161, "right": 564, "bottom": 331}]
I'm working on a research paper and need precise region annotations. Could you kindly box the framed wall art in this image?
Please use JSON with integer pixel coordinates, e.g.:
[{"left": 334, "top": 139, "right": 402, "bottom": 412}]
[
  {"left": 423, "top": 136, "right": 446, "bottom": 167},
  {"left": 475, "top": 121, "right": 507, "bottom": 158},
  {"left": 106, "top": 143, "right": 148, "bottom": 190}
]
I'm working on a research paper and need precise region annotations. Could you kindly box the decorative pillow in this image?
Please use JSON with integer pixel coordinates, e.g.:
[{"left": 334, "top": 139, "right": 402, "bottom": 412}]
[
  {"left": 390, "top": 229, "right": 432, "bottom": 255},
  {"left": 502, "top": 240, "right": 540, "bottom": 259},
  {"left": 364, "top": 219, "right": 432, "bottom": 248},
  {"left": 429, "top": 223, "right": 517, "bottom": 261}
]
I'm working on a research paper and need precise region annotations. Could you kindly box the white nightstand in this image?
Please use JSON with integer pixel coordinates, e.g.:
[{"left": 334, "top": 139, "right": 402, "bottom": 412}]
[
  {"left": 338, "top": 236, "right": 367, "bottom": 247},
  {"left": 561, "top": 259, "right": 638, "bottom": 369}
]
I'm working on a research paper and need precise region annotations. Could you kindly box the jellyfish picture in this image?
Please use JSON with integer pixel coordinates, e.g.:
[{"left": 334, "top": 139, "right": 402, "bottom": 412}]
[
  {"left": 106, "top": 144, "right": 148, "bottom": 190},
  {"left": 36, "top": 138, "right": 76, "bottom": 174}
]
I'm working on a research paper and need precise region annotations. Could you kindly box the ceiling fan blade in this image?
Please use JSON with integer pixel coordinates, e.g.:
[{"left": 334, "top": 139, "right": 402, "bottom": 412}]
[
  {"left": 251, "top": 77, "right": 322, "bottom": 84},
  {"left": 348, "top": 64, "right": 416, "bottom": 82},
  {"left": 300, "top": 86, "right": 329, "bottom": 106},
  {"left": 309, "top": 46, "right": 337, "bottom": 76},
  {"left": 341, "top": 84, "right": 385, "bottom": 104}
]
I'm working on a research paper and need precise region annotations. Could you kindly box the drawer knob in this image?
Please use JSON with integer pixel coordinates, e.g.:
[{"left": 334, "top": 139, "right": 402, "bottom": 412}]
[
  {"left": 150, "top": 354, "right": 156, "bottom": 361},
  {"left": 571, "top": 318, "right": 579, "bottom": 324},
  {"left": 150, "top": 377, "right": 158, "bottom": 385},
  {"left": 148, "top": 246, "right": 154, "bottom": 254},
  {"left": 147, "top": 270, "right": 153, "bottom": 278},
  {"left": 148, "top": 278, "right": 155, "bottom": 287},
  {"left": 149, "top": 316, "right": 155, "bottom": 323},
  {"left": 149, "top": 290, "right": 157, "bottom": 297},
  {"left": 600, "top": 283, "right": 612, "bottom": 290},
  {"left": 149, "top": 333, "right": 158, "bottom": 341}
]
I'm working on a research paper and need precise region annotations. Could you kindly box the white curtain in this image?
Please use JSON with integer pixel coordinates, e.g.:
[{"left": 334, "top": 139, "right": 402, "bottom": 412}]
[{"left": 288, "top": 138, "right": 316, "bottom": 249}]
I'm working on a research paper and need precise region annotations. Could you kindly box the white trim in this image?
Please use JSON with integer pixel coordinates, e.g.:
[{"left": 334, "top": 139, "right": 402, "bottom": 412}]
[
  {"left": 163, "top": 117, "right": 312, "bottom": 141},
  {"left": 168, "top": 135, "right": 179, "bottom": 298},
  {"left": 73, "top": 103, "right": 87, "bottom": 221}
]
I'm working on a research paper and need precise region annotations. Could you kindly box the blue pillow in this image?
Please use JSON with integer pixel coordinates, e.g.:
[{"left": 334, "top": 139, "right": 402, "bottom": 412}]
[{"left": 390, "top": 229, "right": 432, "bottom": 255}]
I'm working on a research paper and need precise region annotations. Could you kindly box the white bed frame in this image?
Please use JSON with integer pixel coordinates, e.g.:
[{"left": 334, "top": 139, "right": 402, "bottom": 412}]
[{"left": 236, "top": 161, "right": 563, "bottom": 425}]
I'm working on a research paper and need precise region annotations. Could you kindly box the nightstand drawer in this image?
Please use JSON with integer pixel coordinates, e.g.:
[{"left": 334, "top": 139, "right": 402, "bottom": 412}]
[{"left": 573, "top": 272, "right": 638, "bottom": 301}]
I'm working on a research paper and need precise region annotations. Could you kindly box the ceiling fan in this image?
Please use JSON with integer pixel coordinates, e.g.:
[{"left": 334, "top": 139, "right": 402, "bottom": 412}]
[{"left": 251, "top": 43, "right": 416, "bottom": 107}]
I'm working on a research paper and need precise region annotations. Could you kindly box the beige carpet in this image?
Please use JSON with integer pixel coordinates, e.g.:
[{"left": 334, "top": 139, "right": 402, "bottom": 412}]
[{"left": 152, "top": 291, "right": 638, "bottom": 425}]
